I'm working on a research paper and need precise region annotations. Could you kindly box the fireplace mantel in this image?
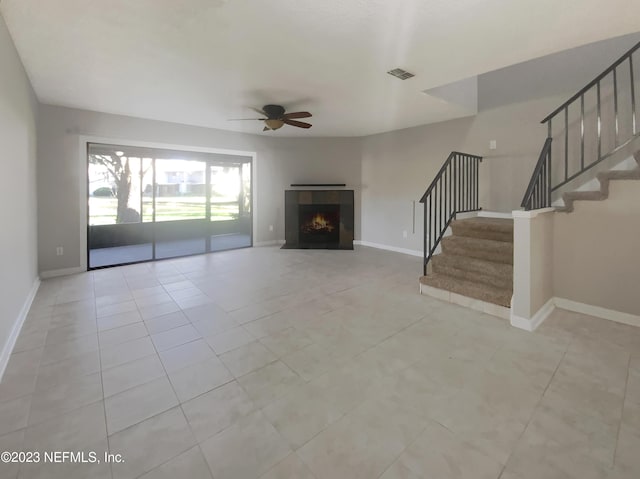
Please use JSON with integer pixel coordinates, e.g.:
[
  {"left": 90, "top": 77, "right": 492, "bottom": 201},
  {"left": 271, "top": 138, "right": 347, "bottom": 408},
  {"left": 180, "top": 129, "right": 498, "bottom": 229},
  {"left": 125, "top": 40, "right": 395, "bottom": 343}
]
[{"left": 282, "top": 189, "right": 354, "bottom": 250}]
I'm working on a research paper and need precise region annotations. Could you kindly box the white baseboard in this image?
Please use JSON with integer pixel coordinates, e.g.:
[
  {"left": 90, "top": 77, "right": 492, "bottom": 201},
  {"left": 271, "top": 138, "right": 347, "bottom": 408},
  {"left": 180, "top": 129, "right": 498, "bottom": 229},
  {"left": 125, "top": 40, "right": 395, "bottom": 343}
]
[
  {"left": 354, "top": 240, "right": 422, "bottom": 257},
  {"left": 510, "top": 296, "right": 640, "bottom": 332},
  {"left": 450, "top": 210, "right": 512, "bottom": 220},
  {"left": 510, "top": 297, "right": 555, "bottom": 331},
  {"left": 554, "top": 297, "right": 640, "bottom": 328},
  {"left": 253, "top": 240, "right": 285, "bottom": 247},
  {"left": 455, "top": 211, "right": 480, "bottom": 220},
  {"left": 512, "top": 207, "right": 555, "bottom": 219},
  {"left": 477, "top": 211, "right": 514, "bottom": 219},
  {"left": 40, "top": 266, "right": 84, "bottom": 279},
  {"left": 0, "top": 277, "right": 41, "bottom": 381}
]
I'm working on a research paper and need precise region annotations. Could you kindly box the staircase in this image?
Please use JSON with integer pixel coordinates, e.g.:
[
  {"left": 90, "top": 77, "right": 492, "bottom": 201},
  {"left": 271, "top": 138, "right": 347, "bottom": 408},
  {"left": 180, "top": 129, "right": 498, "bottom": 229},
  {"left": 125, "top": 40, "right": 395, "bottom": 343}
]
[
  {"left": 420, "top": 217, "right": 513, "bottom": 308},
  {"left": 555, "top": 151, "right": 640, "bottom": 212},
  {"left": 418, "top": 42, "right": 640, "bottom": 324}
]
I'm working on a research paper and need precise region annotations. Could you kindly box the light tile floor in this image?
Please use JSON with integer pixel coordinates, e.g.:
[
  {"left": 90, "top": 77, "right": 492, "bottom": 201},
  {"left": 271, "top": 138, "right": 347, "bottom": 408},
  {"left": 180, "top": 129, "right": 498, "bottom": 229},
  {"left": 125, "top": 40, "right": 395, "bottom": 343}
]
[{"left": 0, "top": 246, "right": 639, "bottom": 479}]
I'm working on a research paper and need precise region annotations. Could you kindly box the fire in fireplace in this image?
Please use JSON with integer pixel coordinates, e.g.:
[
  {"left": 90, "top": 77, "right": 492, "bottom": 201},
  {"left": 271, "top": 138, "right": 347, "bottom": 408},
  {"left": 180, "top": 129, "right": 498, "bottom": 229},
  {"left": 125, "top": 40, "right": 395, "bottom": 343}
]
[
  {"left": 298, "top": 204, "right": 340, "bottom": 245},
  {"left": 301, "top": 212, "right": 335, "bottom": 233}
]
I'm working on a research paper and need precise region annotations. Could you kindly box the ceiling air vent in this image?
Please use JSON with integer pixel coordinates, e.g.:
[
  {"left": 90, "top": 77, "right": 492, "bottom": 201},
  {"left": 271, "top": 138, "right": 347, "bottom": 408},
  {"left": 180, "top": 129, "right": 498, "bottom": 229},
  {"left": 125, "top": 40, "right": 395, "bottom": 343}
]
[{"left": 387, "top": 68, "right": 415, "bottom": 80}]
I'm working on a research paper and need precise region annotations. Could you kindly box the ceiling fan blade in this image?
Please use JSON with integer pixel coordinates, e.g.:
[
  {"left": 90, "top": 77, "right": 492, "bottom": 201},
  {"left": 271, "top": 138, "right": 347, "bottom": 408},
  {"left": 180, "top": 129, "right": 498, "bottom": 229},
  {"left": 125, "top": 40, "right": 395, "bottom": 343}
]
[
  {"left": 282, "top": 111, "right": 312, "bottom": 119},
  {"left": 227, "top": 118, "right": 266, "bottom": 121},
  {"left": 283, "top": 119, "right": 312, "bottom": 129},
  {"left": 251, "top": 107, "right": 268, "bottom": 116}
]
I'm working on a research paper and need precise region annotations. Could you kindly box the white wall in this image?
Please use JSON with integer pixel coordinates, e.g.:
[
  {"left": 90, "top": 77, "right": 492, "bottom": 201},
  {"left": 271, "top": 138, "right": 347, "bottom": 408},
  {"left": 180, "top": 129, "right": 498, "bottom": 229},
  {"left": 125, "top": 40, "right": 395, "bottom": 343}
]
[
  {"left": 512, "top": 177, "right": 640, "bottom": 330},
  {"left": 360, "top": 94, "right": 566, "bottom": 253},
  {"left": 34, "top": 33, "right": 640, "bottom": 276},
  {"left": 511, "top": 209, "right": 555, "bottom": 330},
  {"left": 553, "top": 180, "right": 640, "bottom": 317},
  {"left": 36, "top": 105, "right": 362, "bottom": 273},
  {"left": 0, "top": 14, "right": 39, "bottom": 368},
  {"left": 33, "top": 89, "right": 616, "bottom": 273},
  {"left": 358, "top": 34, "right": 640, "bottom": 255}
]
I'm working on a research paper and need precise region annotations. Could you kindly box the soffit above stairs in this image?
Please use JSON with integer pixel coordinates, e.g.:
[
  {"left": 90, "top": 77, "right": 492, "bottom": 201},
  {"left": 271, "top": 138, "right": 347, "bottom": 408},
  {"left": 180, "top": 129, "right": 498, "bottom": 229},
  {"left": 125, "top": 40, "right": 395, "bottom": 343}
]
[{"left": 2, "top": 0, "right": 640, "bottom": 137}]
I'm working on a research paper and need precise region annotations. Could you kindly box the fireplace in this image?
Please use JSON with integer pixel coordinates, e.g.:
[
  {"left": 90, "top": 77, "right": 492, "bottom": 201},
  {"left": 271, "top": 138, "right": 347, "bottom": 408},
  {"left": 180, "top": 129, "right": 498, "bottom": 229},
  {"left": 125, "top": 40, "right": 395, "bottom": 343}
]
[{"left": 283, "top": 190, "right": 354, "bottom": 250}]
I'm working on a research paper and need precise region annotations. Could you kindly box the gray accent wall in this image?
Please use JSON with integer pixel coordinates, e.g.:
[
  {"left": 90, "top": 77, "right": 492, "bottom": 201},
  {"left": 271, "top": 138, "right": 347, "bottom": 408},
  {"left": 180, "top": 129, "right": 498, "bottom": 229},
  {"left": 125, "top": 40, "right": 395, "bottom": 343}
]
[
  {"left": 477, "top": 31, "right": 640, "bottom": 111},
  {"left": 36, "top": 106, "right": 362, "bottom": 273},
  {"left": 0, "top": 14, "right": 38, "bottom": 361}
]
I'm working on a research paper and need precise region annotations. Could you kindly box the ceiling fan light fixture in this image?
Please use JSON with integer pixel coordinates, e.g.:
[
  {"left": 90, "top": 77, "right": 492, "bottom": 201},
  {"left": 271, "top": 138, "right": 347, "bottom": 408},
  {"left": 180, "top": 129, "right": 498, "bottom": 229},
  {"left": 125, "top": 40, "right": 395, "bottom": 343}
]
[{"left": 265, "top": 119, "right": 285, "bottom": 130}]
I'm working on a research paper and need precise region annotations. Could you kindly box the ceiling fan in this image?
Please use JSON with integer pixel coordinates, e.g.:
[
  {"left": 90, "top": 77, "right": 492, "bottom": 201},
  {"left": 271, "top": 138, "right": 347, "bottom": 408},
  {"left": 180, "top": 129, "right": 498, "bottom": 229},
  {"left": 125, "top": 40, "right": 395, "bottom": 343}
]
[{"left": 229, "top": 104, "right": 312, "bottom": 131}]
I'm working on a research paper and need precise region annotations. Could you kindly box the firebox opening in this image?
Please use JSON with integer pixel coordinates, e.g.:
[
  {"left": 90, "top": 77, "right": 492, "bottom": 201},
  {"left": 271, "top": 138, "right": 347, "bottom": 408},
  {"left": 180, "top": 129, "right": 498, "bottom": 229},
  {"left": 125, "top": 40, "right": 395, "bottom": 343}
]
[{"left": 298, "top": 204, "right": 340, "bottom": 246}]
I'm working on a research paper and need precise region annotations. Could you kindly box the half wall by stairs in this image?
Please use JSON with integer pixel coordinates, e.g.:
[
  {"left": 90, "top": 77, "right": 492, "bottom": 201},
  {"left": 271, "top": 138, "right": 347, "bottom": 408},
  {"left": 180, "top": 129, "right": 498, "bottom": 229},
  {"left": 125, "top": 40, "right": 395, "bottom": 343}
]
[{"left": 420, "top": 217, "right": 513, "bottom": 308}]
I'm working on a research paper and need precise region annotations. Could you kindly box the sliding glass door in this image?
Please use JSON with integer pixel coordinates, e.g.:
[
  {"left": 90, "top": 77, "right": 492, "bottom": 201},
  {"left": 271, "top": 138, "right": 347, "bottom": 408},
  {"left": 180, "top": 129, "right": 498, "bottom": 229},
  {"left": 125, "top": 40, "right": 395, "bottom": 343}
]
[
  {"left": 88, "top": 143, "right": 252, "bottom": 269},
  {"left": 209, "top": 162, "right": 251, "bottom": 252},
  {"left": 153, "top": 158, "right": 207, "bottom": 259}
]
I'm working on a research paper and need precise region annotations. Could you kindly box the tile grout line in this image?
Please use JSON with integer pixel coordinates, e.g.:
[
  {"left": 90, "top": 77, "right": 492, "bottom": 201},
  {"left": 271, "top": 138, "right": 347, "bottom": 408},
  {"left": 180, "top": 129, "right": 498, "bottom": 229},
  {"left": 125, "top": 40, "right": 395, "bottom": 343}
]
[
  {"left": 7, "top": 248, "right": 640, "bottom": 479},
  {"left": 260, "top": 317, "right": 432, "bottom": 474},
  {"left": 19, "top": 285, "right": 97, "bottom": 425},
  {"left": 612, "top": 353, "right": 632, "bottom": 470},
  {"left": 88, "top": 273, "right": 114, "bottom": 479},
  {"left": 109, "top": 272, "right": 199, "bottom": 478},
  {"left": 162, "top": 272, "right": 256, "bottom": 478},
  {"left": 496, "top": 345, "right": 569, "bottom": 478},
  {"left": 195, "top": 442, "right": 217, "bottom": 479},
  {"left": 10, "top": 307, "right": 51, "bottom": 479},
  {"left": 374, "top": 421, "right": 429, "bottom": 479}
]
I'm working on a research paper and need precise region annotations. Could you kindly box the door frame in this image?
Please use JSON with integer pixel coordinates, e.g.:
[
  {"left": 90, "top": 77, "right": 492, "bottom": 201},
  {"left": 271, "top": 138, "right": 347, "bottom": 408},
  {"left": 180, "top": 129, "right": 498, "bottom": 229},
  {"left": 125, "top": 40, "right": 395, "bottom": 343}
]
[{"left": 79, "top": 135, "right": 257, "bottom": 272}]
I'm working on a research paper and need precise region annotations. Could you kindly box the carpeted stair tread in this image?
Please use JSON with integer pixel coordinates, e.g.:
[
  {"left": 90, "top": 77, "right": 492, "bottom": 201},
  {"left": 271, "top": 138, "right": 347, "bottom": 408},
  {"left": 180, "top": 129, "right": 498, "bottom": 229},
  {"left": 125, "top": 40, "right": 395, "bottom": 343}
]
[
  {"left": 432, "top": 253, "right": 512, "bottom": 289},
  {"left": 420, "top": 273, "right": 512, "bottom": 307},
  {"left": 442, "top": 235, "right": 513, "bottom": 265},
  {"left": 450, "top": 217, "right": 513, "bottom": 243}
]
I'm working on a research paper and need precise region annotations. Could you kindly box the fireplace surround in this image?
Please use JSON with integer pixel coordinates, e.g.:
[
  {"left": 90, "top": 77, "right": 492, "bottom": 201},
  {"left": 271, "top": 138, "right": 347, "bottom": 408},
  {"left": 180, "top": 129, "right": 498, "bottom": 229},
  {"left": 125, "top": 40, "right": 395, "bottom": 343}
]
[{"left": 283, "top": 190, "right": 354, "bottom": 249}]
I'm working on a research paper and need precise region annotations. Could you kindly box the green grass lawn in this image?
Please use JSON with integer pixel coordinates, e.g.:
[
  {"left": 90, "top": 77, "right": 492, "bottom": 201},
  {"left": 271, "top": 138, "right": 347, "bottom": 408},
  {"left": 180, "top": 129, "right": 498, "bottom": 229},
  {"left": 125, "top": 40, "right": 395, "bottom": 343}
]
[{"left": 89, "top": 196, "right": 241, "bottom": 225}]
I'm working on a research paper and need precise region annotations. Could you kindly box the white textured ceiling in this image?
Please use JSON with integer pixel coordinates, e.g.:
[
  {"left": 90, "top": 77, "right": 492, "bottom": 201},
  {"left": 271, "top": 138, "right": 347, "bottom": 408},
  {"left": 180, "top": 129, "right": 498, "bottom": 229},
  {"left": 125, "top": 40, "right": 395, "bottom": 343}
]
[{"left": 2, "top": 0, "right": 640, "bottom": 137}]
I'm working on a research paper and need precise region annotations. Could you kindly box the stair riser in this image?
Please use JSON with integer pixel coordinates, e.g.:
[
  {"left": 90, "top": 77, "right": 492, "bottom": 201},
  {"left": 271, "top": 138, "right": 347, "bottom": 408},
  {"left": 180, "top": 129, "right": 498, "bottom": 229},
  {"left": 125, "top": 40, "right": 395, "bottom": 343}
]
[
  {"left": 432, "top": 254, "right": 513, "bottom": 277},
  {"left": 432, "top": 262, "right": 512, "bottom": 289},
  {"left": 450, "top": 225, "right": 513, "bottom": 243},
  {"left": 441, "top": 242, "right": 513, "bottom": 265},
  {"left": 421, "top": 275, "right": 511, "bottom": 307}
]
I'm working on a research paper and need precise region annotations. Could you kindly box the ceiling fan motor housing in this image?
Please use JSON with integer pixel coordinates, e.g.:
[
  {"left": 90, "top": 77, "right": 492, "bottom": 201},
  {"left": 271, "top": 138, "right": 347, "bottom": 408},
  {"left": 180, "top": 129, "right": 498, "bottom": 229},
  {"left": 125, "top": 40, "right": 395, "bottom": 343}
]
[{"left": 263, "top": 104, "right": 286, "bottom": 119}]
